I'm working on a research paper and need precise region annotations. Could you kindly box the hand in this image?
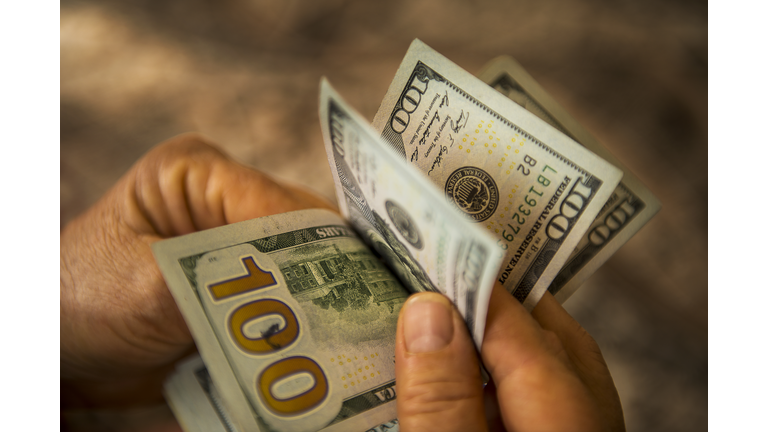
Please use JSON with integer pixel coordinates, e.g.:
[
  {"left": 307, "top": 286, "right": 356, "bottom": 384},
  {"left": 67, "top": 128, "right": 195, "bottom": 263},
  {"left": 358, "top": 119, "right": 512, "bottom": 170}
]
[
  {"left": 395, "top": 284, "right": 625, "bottom": 432},
  {"left": 60, "top": 133, "right": 335, "bottom": 408}
]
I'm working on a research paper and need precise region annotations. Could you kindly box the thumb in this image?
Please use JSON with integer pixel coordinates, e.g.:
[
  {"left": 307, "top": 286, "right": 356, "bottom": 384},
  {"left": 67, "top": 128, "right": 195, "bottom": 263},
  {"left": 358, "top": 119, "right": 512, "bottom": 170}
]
[{"left": 395, "top": 293, "right": 487, "bottom": 432}]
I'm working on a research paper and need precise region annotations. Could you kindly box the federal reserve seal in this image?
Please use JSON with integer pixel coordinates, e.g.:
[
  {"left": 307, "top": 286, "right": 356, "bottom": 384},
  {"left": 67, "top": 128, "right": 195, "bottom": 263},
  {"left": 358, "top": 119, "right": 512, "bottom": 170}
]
[
  {"left": 384, "top": 200, "right": 423, "bottom": 250},
  {"left": 445, "top": 167, "right": 499, "bottom": 222}
]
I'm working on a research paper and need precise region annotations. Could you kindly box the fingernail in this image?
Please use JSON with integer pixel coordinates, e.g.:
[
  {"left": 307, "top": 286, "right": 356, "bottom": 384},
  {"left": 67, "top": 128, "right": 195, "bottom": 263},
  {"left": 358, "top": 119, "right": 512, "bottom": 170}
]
[{"left": 403, "top": 293, "right": 454, "bottom": 353}]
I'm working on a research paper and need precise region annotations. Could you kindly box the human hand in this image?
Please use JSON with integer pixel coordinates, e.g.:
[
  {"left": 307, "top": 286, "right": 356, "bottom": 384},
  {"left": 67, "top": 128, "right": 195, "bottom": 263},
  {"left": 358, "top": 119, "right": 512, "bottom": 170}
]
[
  {"left": 60, "top": 133, "right": 335, "bottom": 409},
  {"left": 395, "top": 284, "right": 625, "bottom": 432}
]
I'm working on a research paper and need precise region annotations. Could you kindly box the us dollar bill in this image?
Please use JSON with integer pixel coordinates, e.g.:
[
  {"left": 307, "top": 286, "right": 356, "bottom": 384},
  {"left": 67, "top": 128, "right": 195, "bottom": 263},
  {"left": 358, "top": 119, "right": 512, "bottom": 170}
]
[
  {"left": 164, "top": 355, "right": 237, "bottom": 432},
  {"left": 153, "top": 209, "right": 408, "bottom": 432},
  {"left": 372, "top": 40, "right": 623, "bottom": 309},
  {"left": 477, "top": 56, "right": 661, "bottom": 302},
  {"left": 164, "top": 355, "right": 402, "bottom": 432},
  {"left": 319, "top": 79, "right": 504, "bottom": 346}
]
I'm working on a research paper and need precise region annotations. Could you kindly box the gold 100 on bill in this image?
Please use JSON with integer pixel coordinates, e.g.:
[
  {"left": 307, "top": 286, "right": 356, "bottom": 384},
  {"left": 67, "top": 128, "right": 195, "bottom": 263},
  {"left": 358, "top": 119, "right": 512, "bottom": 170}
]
[
  {"left": 373, "top": 40, "right": 623, "bottom": 308},
  {"left": 153, "top": 210, "right": 407, "bottom": 432}
]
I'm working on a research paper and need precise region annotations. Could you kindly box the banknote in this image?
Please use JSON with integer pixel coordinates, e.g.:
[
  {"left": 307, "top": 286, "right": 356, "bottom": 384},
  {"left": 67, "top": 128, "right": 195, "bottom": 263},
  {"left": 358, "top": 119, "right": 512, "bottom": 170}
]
[
  {"left": 153, "top": 209, "right": 409, "bottom": 432},
  {"left": 372, "top": 40, "right": 623, "bottom": 309},
  {"left": 164, "top": 355, "right": 236, "bottom": 432},
  {"left": 164, "top": 355, "right": 401, "bottom": 432},
  {"left": 477, "top": 56, "right": 661, "bottom": 302},
  {"left": 319, "top": 79, "right": 504, "bottom": 346}
]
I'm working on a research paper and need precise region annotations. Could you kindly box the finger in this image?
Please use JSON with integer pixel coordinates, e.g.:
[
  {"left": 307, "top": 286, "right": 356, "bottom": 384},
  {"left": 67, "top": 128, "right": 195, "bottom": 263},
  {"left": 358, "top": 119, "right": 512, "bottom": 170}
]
[
  {"left": 531, "top": 292, "right": 606, "bottom": 374},
  {"left": 396, "top": 293, "right": 486, "bottom": 432},
  {"left": 531, "top": 293, "right": 625, "bottom": 432},
  {"left": 481, "top": 283, "right": 560, "bottom": 378},
  {"left": 125, "top": 133, "right": 335, "bottom": 237},
  {"left": 218, "top": 162, "right": 337, "bottom": 225},
  {"left": 481, "top": 284, "right": 604, "bottom": 432},
  {"left": 123, "top": 133, "right": 226, "bottom": 236}
]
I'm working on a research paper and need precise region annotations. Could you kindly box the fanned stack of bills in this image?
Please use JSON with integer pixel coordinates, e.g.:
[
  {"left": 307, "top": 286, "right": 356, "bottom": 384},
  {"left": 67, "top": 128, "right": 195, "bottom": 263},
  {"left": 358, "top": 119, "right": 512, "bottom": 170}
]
[{"left": 154, "top": 40, "right": 659, "bottom": 432}]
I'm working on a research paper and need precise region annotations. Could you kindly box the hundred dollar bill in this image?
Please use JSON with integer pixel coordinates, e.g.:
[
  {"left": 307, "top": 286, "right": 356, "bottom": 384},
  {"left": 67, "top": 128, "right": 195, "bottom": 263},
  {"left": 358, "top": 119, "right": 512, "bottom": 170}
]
[
  {"left": 319, "top": 79, "right": 504, "bottom": 346},
  {"left": 164, "top": 355, "right": 236, "bottom": 432},
  {"left": 372, "top": 40, "right": 623, "bottom": 309},
  {"left": 164, "top": 355, "right": 401, "bottom": 432},
  {"left": 153, "top": 209, "right": 408, "bottom": 432},
  {"left": 477, "top": 56, "right": 661, "bottom": 302}
]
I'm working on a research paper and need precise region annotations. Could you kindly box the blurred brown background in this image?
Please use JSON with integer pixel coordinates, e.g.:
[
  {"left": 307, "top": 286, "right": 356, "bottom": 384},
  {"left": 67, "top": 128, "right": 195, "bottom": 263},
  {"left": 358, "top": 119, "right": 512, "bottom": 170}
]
[{"left": 61, "top": 0, "right": 707, "bottom": 430}]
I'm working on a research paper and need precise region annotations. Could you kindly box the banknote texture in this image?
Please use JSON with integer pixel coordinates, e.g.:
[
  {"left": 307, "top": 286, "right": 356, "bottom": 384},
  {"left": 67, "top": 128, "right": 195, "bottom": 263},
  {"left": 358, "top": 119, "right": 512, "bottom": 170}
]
[
  {"left": 372, "top": 40, "right": 623, "bottom": 309},
  {"left": 319, "top": 79, "right": 504, "bottom": 346},
  {"left": 477, "top": 56, "right": 661, "bottom": 302},
  {"left": 164, "top": 355, "right": 402, "bottom": 432},
  {"left": 153, "top": 210, "right": 406, "bottom": 432},
  {"left": 164, "top": 355, "right": 236, "bottom": 432}
]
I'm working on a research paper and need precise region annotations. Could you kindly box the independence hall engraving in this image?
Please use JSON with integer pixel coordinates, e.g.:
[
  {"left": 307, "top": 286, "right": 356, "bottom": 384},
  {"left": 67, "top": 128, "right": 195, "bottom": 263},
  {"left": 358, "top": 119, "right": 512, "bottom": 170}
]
[{"left": 280, "top": 245, "right": 406, "bottom": 313}]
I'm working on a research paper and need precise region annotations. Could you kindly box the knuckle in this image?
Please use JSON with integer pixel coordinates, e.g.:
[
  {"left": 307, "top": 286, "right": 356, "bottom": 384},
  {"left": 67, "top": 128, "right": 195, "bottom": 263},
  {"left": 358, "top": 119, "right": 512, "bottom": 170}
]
[
  {"left": 152, "top": 133, "right": 226, "bottom": 164},
  {"left": 398, "top": 374, "right": 480, "bottom": 417},
  {"left": 143, "top": 134, "right": 229, "bottom": 185},
  {"left": 541, "top": 329, "right": 567, "bottom": 357},
  {"left": 397, "top": 368, "right": 485, "bottom": 431},
  {"left": 573, "top": 327, "right": 607, "bottom": 366}
]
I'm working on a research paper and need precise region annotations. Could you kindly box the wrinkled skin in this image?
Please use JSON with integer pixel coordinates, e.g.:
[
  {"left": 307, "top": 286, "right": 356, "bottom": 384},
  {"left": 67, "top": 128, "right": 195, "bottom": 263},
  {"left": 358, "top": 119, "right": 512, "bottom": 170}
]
[{"left": 60, "top": 133, "right": 335, "bottom": 408}]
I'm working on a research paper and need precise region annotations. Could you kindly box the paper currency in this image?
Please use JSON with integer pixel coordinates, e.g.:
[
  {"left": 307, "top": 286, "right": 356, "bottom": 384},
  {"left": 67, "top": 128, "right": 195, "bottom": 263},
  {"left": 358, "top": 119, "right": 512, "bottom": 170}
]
[
  {"left": 164, "top": 355, "right": 401, "bottom": 432},
  {"left": 319, "top": 79, "right": 504, "bottom": 346},
  {"left": 372, "top": 40, "right": 623, "bottom": 309},
  {"left": 153, "top": 209, "right": 408, "bottom": 432},
  {"left": 164, "top": 355, "right": 237, "bottom": 432},
  {"left": 155, "top": 42, "right": 648, "bottom": 432},
  {"left": 477, "top": 56, "right": 661, "bottom": 302}
]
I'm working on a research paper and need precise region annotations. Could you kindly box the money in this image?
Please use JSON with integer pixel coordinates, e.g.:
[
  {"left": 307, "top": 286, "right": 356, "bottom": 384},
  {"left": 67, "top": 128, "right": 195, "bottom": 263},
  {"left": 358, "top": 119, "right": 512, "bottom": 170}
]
[
  {"left": 154, "top": 42, "right": 645, "bottom": 432},
  {"left": 319, "top": 79, "right": 504, "bottom": 346},
  {"left": 153, "top": 209, "right": 408, "bottom": 432},
  {"left": 477, "top": 56, "right": 661, "bottom": 302},
  {"left": 372, "top": 40, "right": 623, "bottom": 309},
  {"left": 164, "top": 355, "right": 236, "bottom": 432},
  {"left": 164, "top": 355, "right": 401, "bottom": 432}
]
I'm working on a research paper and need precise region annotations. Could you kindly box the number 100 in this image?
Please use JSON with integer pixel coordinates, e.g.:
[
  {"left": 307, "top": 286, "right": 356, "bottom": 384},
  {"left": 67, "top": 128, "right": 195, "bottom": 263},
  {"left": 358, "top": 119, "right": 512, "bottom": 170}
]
[{"left": 207, "top": 256, "right": 329, "bottom": 415}]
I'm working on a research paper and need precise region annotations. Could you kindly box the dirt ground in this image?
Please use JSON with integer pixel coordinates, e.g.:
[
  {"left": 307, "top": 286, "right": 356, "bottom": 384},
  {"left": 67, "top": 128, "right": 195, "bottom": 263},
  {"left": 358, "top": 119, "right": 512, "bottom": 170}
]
[{"left": 61, "top": 0, "right": 707, "bottom": 430}]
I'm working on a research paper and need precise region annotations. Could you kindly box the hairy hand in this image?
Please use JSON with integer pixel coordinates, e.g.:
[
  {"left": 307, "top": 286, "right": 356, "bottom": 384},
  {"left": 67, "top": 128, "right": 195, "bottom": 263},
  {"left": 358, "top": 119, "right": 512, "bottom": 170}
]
[{"left": 60, "top": 133, "right": 334, "bottom": 408}]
